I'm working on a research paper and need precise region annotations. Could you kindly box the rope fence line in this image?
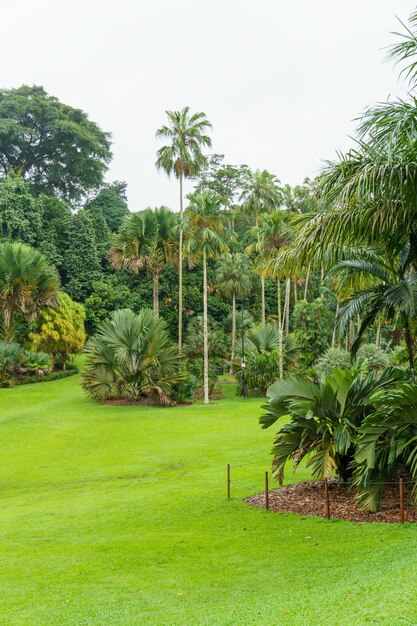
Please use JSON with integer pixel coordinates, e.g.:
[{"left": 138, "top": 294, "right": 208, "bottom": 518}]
[{"left": 226, "top": 464, "right": 417, "bottom": 524}]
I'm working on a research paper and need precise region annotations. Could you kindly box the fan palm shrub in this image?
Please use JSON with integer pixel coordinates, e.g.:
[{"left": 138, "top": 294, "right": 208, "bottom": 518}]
[
  {"left": 0, "top": 242, "right": 59, "bottom": 341},
  {"left": 109, "top": 207, "right": 176, "bottom": 318},
  {"left": 328, "top": 245, "right": 417, "bottom": 382},
  {"left": 260, "top": 365, "right": 405, "bottom": 484},
  {"left": 81, "top": 308, "right": 184, "bottom": 405},
  {"left": 236, "top": 324, "right": 293, "bottom": 396},
  {"left": 0, "top": 341, "right": 51, "bottom": 382}
]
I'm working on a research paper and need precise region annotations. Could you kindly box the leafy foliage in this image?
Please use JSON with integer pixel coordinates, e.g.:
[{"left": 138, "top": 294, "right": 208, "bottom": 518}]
[
  {"left": 291, "top": 298, "right": 334, "bottom": 371},
  {"left": 0, "top": 85, "right": 111, "bottom": 200},
  {"left": 315, "top": 348, "right": 351, "bottom": 378},
  {"left": 236, "top": 324, "right": 293, "bottom": 396},
  {"left": 85, "top": 182, "right": 129, "bottom": 232},
  {"left": 64, "top": 211, "right": 101, "bottom": 301},
  {"left": 82, "top": 308, "right": 183, "bottom": 405},
  {"left": 260, "top": 365, "right": 405, "bottom": 484},
  {"left": 0, "top": 242, "right": 59, "bottom": 340},
  {"left": 0, "top": 340, "right": 51, "bottom": 382},
  {"left": 30, "top": 292, "right": 86, "bottom": 366},
  {"left": 354, "top": 384, "right": 417, "bottom": 511}
]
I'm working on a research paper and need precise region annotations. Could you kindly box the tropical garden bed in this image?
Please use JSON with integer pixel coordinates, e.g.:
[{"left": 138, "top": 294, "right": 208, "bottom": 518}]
[{"left": 246, "top": 479, "right": 417, "bottom": 523}]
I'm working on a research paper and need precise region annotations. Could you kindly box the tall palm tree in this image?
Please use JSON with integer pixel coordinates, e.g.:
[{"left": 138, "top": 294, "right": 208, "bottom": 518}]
[
  {"left": 183, "top": 192, "right": 230, "bottom": 404},
  {"left": 240, "top": 170, "right": 282, "bottom": 322},
  {"left": 216, "top": 253, "right": 252, "bottom": 370},
  {"left": 109, "top": 207, "right": 176, "bottom": 318},
  {"left": 0, "top": 242, "right": 59, "bottom": 341},
  {"left": 155, "top": 108, "right": 212, "bottom": 349}
]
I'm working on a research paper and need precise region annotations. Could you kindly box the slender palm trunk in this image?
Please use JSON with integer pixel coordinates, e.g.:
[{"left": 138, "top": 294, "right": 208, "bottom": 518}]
[
  {"left": 285, "top": 278, "right": 291, "bottom": 335},
  {"left": 152, "top": 272, "right": 159, "bottom": 318},
  {"left": 230, "top": 292, "right": 236, "bottom": 374},
  {"left": 375, "top": 319, "right": 381, "bottom": 347},
  {"left": 332, "top": 301, "right": 339, "bottom": 348},
  {"left": 348, "top": 320, "right": 355, "bottom": 349},
  {"left": 402, "top": 313, "right": 415, "bottom": 383},
  {"left": 277, "top": 279, "right": 283, "bottom": 379},
  {"left": 304, "top": 264, "right": 311, "bottom": 300},
  {"left": 261, "top": 276, "right": 266, "bottom": 324},
  {"left": 178, "top": 172, "right": 184, "bottom": 351},
  {"left": 282, "top": 281, "right": 287, "bottom": 331},
  {"left": 203, "top": 249, "right": 209, "bottom": 405},
  {"left": 293, "top": 279, "right": 298, "bottom": 305}
]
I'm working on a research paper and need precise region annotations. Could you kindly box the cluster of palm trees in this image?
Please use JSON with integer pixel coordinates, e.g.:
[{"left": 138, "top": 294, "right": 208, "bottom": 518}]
[
  {"left": 108, "top": 11, "right": 417, "bottom": 409},
  {"left": 109, "top": 107, "right": 296, "bottom": 404}
]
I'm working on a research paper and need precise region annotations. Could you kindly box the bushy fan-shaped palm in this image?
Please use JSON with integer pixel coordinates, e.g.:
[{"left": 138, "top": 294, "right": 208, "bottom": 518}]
[
  {"left": 183, "top": 192, "right": 230, "bottom": 404},
  {"left": 0, "top": 242, "right": 59, "bottom": 340},
  {"left": 260, "top": 365, "right": 405, "bottom": 484},
  {"left": 354, "top": 383, "right": 417, "bottom": 511},
  {"left": 81, "top": 308, "right": 183, "bottom": 405},
  {"left": 109, "top": 207, "right": 176, "bottom": 318},
  {"left": 155, "top": 107, "right": 212, "bottom": 349},
  {"left": 328, "top": 244, "right": 417, "bottom": 381},
  {"left": 216, "top": 253, "right": 252, "bottom": 369},
  {"left": 236, "top": 324, "right": 294, "bottom": 396}
]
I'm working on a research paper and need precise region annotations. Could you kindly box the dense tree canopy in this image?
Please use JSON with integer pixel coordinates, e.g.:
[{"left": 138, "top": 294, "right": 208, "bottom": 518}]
[{"left": 0, "top": 85, "right": 112, "bottom": 200}]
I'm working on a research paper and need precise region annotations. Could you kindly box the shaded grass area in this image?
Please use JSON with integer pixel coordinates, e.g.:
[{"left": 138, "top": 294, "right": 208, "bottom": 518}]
[{"left": 1, "top": 375, "right": 416, "bottom": 625}]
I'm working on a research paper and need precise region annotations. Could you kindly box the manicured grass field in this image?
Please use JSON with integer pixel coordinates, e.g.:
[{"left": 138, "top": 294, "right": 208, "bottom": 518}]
[{"left": 1, "top": 373, "right": 416, "bottom": 625}]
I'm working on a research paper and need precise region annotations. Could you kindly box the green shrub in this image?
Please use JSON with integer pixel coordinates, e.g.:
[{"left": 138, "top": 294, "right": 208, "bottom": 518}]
[
  {"left": 0, "top": 342, "right": 23, "bottom": 379},
  {"left": 21, "top": 350, "right": 52, "bottom": 372},
  {"left": 0, "top": 367, "right": 78, "bottom": 387},
  {"left": 82, "top": 308, "right": 183, "bottom": 405},
  {"left": 357, "top": 343, "right": 390, "bottom": 371},
  {"left": 170, "top": 372, "right": 198, "bottom": 404},
  {"left": 315, "top": 348, "right": 351, "bottom": 378},
  {"left": 235, "top": 324, "right": 293, "bottom": 396}
]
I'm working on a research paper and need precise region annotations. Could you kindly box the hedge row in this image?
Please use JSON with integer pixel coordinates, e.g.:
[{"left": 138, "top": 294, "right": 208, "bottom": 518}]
[{"left": 0, "top": 367, "right": 79, "bottom": 388}]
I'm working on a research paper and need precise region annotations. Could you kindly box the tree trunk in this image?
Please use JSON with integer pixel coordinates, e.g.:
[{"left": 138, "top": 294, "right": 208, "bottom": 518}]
[
  {"left": 332, "top": 301, "right": 339, "bottom": 348},
  {"left": 277, "top": 279, "right": 283, "bottom": 379},
  {"left": 375, "top": 319, "right": 381, "bottom": 347},
  {"left": 178, "top": 173, "right": 184, "bottom": 351},
  {"left": 261, "top": 276, "right": 266, "bottom": 324},
  {"left": 285, "top": 278, "right": 291, "bottom": 335},
  {"left": 348, "top": 319, "right": 355, "bottom": 349},
  {"left": 402, "top": 313, "right": 415, "bottom": 383},
  {"left": 230, "top": 292, "right": 236, "bottom": 373},
  {"left": 293, "top": 279, "right": 298, "bottom": 305},
  {"left": 304, "top": 264, "right": 311, "bottom": 300},
  {"left": 203, "top": 249, "right": 209, "bottom": 405},
  {"left": 153, "top": 272, "right": 159, "bottom": 318}
]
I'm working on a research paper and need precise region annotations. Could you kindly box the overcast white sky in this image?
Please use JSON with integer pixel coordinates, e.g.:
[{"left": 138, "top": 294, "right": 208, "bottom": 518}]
[{"left": 0, "top": 0, "right": 414, "bottom": 209}]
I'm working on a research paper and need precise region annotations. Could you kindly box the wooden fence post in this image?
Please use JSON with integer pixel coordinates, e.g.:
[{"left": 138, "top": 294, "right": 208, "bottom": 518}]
[
  {"left": 399, "top": 478, "right": 404, "bottom": 523},
  {"left": 265, "top": 471, "right": 269, "bottom": 510},
  {"left": 324, "top": 478, "right": 330, "bottom": 519},
  {"left": 227, "top": 464, "right": 231, "bottom": 499}
]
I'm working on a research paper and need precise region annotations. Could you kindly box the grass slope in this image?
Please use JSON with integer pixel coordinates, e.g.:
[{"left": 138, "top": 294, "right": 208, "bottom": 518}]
[{"left": 0, "top": 375, "right": 416, "bottom": 625}]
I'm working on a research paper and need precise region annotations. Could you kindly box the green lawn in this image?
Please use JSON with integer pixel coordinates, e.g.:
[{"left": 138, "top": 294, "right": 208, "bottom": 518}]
[{"left": 1, "top": 374, "right": 416, "bottom": 625}]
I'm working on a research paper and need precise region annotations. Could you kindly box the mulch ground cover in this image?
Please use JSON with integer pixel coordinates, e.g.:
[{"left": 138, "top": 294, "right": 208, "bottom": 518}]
[{"left": 245, "top": 479, "right": 417, "bottom": 523}]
